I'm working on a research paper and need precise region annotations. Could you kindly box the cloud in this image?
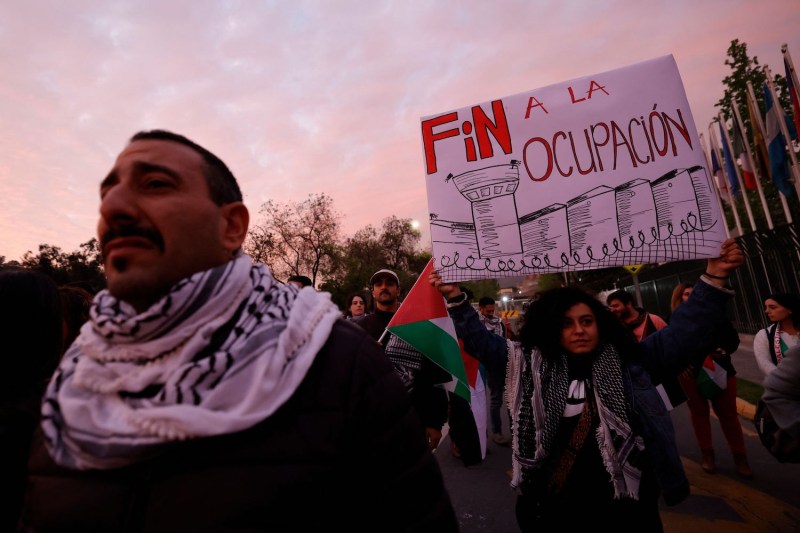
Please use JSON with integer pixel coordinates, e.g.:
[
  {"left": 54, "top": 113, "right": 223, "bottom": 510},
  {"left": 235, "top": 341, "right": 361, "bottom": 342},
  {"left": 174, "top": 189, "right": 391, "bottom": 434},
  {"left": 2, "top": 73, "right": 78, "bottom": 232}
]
[{"left": 0, "top": 0, "right": 798, "bottom": 261}]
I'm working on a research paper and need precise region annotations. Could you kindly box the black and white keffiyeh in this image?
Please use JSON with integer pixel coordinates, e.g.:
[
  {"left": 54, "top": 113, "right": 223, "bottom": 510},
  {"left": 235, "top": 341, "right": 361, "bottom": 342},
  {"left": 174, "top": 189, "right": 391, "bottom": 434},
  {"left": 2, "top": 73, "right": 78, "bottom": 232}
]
[
  {"left": 506, "top": 341, "right": 645, "bottom": 499},
  {"left": 385, "top": 334, "right": 424, "bottom": 391},
  {"left": 42, "top": 253, "right": 341, "bottom": 470}
]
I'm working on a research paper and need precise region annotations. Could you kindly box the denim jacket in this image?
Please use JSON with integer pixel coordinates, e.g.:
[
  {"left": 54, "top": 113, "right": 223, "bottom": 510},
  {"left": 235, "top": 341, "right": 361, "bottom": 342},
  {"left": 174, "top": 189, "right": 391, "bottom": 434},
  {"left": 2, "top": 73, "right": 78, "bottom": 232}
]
[{"left": 447, "top": 279, "right": 733, "bottom": 506}]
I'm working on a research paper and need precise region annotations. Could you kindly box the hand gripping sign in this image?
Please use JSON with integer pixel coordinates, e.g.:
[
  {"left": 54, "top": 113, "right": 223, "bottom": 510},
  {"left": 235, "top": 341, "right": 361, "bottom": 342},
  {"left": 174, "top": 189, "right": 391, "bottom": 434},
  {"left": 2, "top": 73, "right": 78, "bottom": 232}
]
[{"left": 420, "top": 55, "right": 725, "bottom": 283}]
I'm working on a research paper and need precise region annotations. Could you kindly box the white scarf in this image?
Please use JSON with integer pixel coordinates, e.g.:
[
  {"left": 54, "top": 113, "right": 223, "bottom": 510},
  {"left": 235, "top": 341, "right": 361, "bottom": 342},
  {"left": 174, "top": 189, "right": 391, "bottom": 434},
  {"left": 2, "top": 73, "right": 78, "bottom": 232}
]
[{"left": 42, "top": 254, "right": 341, "bottom": 470}]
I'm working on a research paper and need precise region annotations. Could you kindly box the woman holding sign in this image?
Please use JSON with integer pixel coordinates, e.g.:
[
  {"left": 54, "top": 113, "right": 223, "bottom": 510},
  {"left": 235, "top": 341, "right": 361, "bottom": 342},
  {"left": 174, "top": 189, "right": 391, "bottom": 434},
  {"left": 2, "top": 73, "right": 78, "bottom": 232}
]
[
  {"left": 430, "top": 239, "right": 744, "bottom": 531},
  {"left": 671, "top": 282, "right": 751, "bottom": 478}
]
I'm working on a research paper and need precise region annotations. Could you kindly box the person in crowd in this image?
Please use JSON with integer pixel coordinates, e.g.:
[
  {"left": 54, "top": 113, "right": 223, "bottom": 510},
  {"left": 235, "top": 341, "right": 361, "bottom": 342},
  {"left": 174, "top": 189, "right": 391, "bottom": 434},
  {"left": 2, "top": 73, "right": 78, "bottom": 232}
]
[
  {"left": 355, "top": 269, "right": 450, "bottom": 451},
  {"left": 447, "top": 287, "right": 489, "bottom": 466},
  {"left": 343, "top": 291, "right": 369, "bottom": 320},
  {"left": 671, "top": 282, "right": 751, "bottom": 478},
  {"left": 754, "top": 292, "right": 800, "bottom": 377},
  {"left": 430, "top": 239, "right": 744, "bottom": 531},
  {"left": 287, "top": 274, "right": 313, "bottom": 288},
  {"left": 0, "top": 268, "right": 62, "bottom": 531},
  {"left": 58, "top": 285, "right": 94, "bottom": 352},
  {"left": 607, "top": 289, "right": 668, "bottom": 339},
  {"left": 478, "top": 296, "right": 511, "bottom": 446},
  {"left": 608, "top": 289, "right": 685, "bottom": 410},
  {"left": 19, "top": 130, "right": 457, "bottom": 531},
  {"left": 761, "top": 344, "right": 800, "bottom": 462}
]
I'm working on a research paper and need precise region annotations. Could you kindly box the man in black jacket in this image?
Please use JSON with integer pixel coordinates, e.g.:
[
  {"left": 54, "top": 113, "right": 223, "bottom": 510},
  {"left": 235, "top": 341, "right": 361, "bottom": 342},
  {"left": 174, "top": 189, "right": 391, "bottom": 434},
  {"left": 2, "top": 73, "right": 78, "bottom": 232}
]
[
  {"left": 19, "top": 130, "right": 457, "bottom": 531},
  {"left": 355, "top": 269, "right": 450, "bottom": 451}
]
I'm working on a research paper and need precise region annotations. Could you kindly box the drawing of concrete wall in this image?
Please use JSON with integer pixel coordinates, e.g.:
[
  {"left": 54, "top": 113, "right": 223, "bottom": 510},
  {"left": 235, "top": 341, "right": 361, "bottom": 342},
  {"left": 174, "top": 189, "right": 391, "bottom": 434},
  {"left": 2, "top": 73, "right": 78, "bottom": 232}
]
[
  {"left": 651, "top": 166, "right": 715, "bottom": 239},
  {"left": 430, "top": 219, "right": 478, "bottom": 266},
  {"left": 450, "top": 162, "right": 522, "bottom": 258},
  {"left": 687, "top": 165, "right": 716, "bottom": 229},
  {"left": 433, "top": 164, "right": 719, "bottom": 276},
  {"left": 519, "top": 203, "right": 569, "bottom": 268},
  {"left": 615, "top": 179, "right": 658, "bottom": 252},
  {"left": 565, "top": 186, "right": 617, "bottom": 263}
]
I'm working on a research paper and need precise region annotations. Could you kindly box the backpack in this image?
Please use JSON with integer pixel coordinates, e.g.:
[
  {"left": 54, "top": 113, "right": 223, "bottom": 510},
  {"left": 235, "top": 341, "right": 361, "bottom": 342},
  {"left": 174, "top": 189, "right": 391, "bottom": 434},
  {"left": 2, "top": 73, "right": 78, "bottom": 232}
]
[
  {"left": 765, "top": 323, "right": 781, "bottom": 366},
  {"left": 754, "top": 399, "right": 800, "bottom": 463}
]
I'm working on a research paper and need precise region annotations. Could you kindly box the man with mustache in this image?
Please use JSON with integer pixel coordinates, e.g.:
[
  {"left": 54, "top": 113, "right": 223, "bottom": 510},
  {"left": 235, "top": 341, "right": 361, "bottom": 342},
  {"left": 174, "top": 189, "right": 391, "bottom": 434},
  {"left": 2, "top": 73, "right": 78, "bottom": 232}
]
[
  {"left": 355, "top": 269, "right": 450, "bottom": 451},
  {"left": 19, "top": 131, "right": 458, "bottom": 531}
]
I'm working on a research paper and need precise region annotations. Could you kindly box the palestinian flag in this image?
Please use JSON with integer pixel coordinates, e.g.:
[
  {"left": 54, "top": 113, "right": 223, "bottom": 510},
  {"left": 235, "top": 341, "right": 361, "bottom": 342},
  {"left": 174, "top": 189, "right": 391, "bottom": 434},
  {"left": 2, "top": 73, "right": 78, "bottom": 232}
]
[
  {"left": 696, "top": 355, "right": 727, "bottom": 399},
  {"left": 387, "top": 259, "right": 470, "bottom": 402}
]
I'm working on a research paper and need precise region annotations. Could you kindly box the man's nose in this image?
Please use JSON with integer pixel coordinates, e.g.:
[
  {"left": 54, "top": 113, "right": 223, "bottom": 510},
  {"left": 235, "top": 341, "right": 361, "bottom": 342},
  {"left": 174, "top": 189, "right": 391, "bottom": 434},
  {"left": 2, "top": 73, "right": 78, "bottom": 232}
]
[{"left": 99, "top": 182, "right": 139, "bottom": 225}]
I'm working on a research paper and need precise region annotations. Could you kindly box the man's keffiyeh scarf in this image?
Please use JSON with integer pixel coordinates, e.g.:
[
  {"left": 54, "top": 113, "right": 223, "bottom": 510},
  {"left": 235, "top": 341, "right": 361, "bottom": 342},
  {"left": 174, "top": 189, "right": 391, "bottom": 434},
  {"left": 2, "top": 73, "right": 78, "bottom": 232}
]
[
  {"left": 42, "top": 254, "right": 341, "bottom": 470},
  {"left": 385, "top": 334, "right": 423, "bottom": 392},
  {"left": 480, "top": 315, "right": 504, "bottom": 337},
  {"left": 506, "top": 340, "right": 645, "bottom": 500}
]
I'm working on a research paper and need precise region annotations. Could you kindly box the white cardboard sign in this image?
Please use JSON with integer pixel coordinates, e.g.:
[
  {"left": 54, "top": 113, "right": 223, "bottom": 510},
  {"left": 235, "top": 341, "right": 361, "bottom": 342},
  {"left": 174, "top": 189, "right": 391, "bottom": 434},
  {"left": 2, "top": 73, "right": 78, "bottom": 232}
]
[{"left": 420, "top": 55, "right": 725, "bottom": 283}]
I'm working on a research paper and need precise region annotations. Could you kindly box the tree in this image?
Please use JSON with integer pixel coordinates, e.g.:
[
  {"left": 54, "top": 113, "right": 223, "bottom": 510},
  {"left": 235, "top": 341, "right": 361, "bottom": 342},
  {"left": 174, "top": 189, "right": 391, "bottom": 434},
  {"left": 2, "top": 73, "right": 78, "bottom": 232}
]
[
  {"left": 319, "top": 217, "right": 429, "bottom": 310},
  {"left": 243, "top": 224, "right": 276, "bottom": 268},
  {"left": 245, "top": 193, "right": 341, "bottom": 287},
  {"left": 19, "top": 238, "right": 105, "bottom": 293},
  {"left": 460, "top": 278, "right": 501, "bottom": 301},
  {"left": 715, "top": 39, "right": 789, "bottom": 128},
  {"left": 379, "top": 216, "right": 422, "bottom": 272}
]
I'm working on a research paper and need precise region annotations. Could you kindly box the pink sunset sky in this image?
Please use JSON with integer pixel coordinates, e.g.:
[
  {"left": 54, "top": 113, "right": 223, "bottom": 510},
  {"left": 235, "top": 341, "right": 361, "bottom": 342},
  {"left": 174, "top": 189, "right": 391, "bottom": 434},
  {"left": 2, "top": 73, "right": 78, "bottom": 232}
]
[{"left": 1, "top": 0, "right": 799, "bottom": 262}]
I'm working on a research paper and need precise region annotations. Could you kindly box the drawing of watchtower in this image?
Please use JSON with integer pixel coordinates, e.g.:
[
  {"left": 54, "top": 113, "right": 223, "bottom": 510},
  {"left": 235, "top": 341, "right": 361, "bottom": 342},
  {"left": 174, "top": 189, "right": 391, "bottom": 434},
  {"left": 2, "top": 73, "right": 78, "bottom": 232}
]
[{"left": 448, "top": 161, "right": 523, "bottom": 258}]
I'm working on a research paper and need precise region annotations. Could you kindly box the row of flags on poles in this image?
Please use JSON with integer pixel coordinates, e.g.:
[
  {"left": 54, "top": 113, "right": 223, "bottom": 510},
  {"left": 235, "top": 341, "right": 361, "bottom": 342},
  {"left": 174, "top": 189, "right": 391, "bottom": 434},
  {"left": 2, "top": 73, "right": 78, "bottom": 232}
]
[{"left": 707, "top": 45, "right": 800, "bottom": 204}]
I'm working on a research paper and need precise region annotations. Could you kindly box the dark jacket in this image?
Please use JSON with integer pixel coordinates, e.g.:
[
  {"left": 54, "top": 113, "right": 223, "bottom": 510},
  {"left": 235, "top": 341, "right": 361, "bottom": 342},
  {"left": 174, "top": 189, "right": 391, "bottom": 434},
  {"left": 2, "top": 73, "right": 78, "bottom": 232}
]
[
  {"left": 19, "top": 320, "right": 458, "bottom": 532},
  {"left": 1, "top": 392, "right": 40, "bottom": 532}
]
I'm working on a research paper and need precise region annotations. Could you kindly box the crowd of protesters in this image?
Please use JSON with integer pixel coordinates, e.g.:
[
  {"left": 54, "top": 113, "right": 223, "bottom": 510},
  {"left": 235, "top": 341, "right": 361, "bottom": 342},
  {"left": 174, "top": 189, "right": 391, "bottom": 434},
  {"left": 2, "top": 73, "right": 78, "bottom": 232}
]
[{"left": 3, "top": 129, "right": 799, "bottom": 532}]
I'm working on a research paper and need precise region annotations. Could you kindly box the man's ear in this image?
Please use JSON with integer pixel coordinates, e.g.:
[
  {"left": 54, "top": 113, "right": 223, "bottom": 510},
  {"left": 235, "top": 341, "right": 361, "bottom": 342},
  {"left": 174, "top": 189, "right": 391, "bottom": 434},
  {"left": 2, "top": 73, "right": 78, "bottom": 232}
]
[{"left": 220, "top": 202, "right": 250, "bottom": 252}]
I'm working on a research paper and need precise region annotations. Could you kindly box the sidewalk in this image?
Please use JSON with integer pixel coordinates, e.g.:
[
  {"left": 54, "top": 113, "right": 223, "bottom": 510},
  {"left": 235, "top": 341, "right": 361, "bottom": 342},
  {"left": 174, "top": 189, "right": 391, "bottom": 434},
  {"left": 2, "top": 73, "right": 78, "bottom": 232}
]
[{"left": 732, "top": 332, "right": 760, "bottom": 422}]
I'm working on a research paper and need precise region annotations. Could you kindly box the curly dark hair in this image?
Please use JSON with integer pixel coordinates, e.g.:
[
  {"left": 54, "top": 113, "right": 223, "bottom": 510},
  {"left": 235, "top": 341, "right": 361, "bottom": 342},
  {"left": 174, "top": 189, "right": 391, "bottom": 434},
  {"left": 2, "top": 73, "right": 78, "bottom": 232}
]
[{"left": 518, "top": 286, "right": 638, "bottom": 361}]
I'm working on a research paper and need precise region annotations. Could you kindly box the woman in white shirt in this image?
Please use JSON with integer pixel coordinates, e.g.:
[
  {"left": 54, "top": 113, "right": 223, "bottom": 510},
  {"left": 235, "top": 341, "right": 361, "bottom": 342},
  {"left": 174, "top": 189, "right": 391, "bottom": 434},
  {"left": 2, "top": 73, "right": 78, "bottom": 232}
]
[{"left": 753, "top": 293, "right": 800, "bottom": 377}]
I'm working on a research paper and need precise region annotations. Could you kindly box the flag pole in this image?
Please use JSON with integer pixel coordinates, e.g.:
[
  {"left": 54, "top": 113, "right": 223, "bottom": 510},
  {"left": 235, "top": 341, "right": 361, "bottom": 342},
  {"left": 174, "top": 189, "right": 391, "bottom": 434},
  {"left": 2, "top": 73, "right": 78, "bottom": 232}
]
[
  {"left": 732, "top": 97, "right": 773, "bottom": 229},
  {"left": 781, "top": 43, "right": 800, "bottom": 135},
  {"left": 710, "top": 123, "right": 743, "bottom": 236},
  {"left": 748, "top": 80, "right": 793, "bottom": 223},
  {"left": 764, "top": 65, "right": 800, "bottom": 196},
  {"left": 700, "top": 132, "right": 731, "bottom": 238},
  {"left": 782, "top": 43, "right": 800, "bottom": 121},
  {"left": 746, "top": 81, "right": 773, "bottom": 181},
  {"left": 719, "top": 112, "right": 757, "bottom": 232}
]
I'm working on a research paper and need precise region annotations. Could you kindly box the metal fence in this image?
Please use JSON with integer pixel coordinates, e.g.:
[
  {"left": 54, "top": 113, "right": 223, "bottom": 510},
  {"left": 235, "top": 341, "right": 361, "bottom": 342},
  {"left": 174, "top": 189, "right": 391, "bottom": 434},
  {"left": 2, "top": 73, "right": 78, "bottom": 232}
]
[{"left": 620, "top": 223, "right": 800, "bottom": 334}]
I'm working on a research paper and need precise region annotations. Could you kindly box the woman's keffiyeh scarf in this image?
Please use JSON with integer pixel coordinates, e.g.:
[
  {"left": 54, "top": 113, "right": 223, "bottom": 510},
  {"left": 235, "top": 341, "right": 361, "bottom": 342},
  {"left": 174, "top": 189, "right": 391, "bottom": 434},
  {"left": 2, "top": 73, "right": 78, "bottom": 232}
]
[
  {"left": 773, "top": 322, "right": 786, "bottom": 365},
  {"left": 506, "top": 341, "right": 645, "bottom": 500},
  {"left": 42, "top": 254, "right": 341, "bottom": 470}
]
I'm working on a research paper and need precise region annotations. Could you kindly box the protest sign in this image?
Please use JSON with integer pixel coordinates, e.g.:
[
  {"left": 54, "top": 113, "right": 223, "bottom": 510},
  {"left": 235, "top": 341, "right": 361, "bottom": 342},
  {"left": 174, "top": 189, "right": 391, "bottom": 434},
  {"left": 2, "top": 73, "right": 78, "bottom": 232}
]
[{"left": 420, "top": 55, "right": 725, "bottom": 283}]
